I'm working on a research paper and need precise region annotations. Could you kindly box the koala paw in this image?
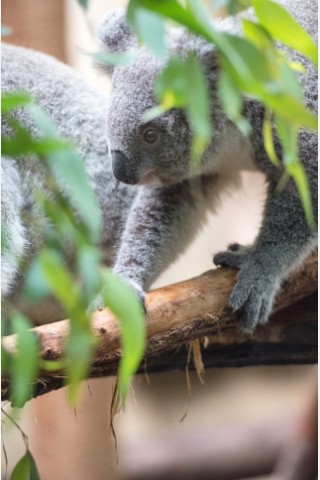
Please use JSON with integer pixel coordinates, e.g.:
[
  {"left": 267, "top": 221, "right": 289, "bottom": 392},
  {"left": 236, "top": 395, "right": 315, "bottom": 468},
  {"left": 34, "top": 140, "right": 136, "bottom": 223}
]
[
  {"left": 213, "top": 243, "right": 252, "bottom": 269},
  {"left": 125, "top": 279, "right": 147, "bottom": 314},
  {"left": 228, "top": 264, "right": 279, "bottom": 333},
  {"left": 88, "top": 280, "right": 147, "bottom": 314}
]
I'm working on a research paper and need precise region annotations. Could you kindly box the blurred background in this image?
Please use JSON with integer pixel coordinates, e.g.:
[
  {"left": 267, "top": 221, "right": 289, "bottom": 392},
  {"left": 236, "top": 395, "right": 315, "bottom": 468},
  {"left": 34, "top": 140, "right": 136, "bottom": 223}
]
[{"left": 1, "top": 1, "right": 317, "bottom": 479}]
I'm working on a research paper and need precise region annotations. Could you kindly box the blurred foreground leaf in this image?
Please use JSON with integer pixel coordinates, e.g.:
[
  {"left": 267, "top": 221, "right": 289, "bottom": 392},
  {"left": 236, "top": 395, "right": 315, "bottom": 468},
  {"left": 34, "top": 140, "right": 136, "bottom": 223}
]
[
  {"left": 10, "top": 314, "right": 39, "bottom": 408},
  {"left": 252, "top": 0, "right": 317, "bottom": 67},
  {"left": 11, "top": 450, "right": 40, "bottom": 480},
  {"left": 101, "top": 269, "right": 145, "bottom": 405}
]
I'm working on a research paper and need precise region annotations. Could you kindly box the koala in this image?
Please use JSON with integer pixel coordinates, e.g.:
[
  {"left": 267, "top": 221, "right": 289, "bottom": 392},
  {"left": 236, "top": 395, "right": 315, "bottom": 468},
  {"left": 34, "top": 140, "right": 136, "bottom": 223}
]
[
  {"left": 97, "top": 0, "right": 317, "bottom": 332},
  {"left": 1, "top": 0, "right": 317, "bottom": 333},
  {"left": 1, "top": 44, "right": 137, "bottom": 322}
]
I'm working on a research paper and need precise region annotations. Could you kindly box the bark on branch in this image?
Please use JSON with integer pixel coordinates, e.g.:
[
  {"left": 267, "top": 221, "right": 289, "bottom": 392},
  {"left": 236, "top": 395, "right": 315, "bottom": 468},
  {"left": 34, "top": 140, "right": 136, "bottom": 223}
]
[{"left": 2, "top": 252, "right": 317, "bottom": 401}]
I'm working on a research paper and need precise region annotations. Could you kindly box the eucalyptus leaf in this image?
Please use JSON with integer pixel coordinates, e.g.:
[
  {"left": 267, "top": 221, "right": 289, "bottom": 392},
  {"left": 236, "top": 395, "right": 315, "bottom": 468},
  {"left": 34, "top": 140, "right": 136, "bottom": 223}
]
[
  {"left": 242, "top": 19, "right": 274, "bottom": 51},
  {"left": 27, "top": 451, "right": 41, "bottom": 480},
  {"left": 184, "top": 54, "right": 211, "bottom": 157},
  {"left": 218, "top": 71, "right": 251, "bottom": 136},
  {"left": 36, "top": 249, "right": 80, "bottom": 313},
  {"left": 84, "top": 50, "right": 137, "bottom": 67},
  {"left": 155, "top": 55, "right": 186, "bottom": 107},
  {"left": 11, "top": 452, "right": 30, "bottom": 480},
  {"left": 262, "top": 110, "right": 279, "bottom": 166},
  {"left": 77, "top": 245, "right": 102, "bottom": 301},
  {"left": 101, "top": 269, "right": 145, "bottom": 404},
  {"left": 1, "top": 92, "right": 31, "bottom": 114},
  {"left": 127, "top": 7, "right": 166, "bottom": 57},
  {"left": 253, "top": 0, "right": 318, "bottom": 67},
  {"left": 67, "top": 328, "right": 95, "bottom": 405},
  {"left": 24, "top": 255, "right": 52, "bottom": 302},
  {"left": 11, "top": 313, "right": 39, "bottom": 408},
  {"left": 28, "top": 105, "right": 101, "bottom": 243},
  {"left": 78, "top": 0, "right": 88, "bottom": 9},
  {"left": 275, "top": 115, "right": 314, "bottom": 225}
]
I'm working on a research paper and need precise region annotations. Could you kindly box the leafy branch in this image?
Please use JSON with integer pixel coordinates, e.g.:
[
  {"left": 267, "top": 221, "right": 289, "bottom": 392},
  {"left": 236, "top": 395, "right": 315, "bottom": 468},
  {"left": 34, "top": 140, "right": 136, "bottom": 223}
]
[{"left": 2, "top": 93, "right": 145, "bottom": 409}]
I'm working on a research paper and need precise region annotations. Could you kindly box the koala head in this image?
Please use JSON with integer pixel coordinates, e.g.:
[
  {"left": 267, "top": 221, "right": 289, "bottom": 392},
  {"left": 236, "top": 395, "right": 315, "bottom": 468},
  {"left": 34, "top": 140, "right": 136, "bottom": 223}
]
[{"left": 98, "top": 10, "right": 218, "bottom": 186}]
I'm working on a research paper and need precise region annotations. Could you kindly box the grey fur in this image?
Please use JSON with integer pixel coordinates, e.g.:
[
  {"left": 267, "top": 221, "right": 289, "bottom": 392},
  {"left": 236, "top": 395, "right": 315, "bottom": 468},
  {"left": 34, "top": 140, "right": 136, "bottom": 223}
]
[
  {"left": 1, "top": 44, "right": 136, "bottom": 321},
  {"left": 98, "top": 0, "right": 317, "bottom": 332},
  {"left": 1, "top": 0, "right": 317, "bottom": 331}
]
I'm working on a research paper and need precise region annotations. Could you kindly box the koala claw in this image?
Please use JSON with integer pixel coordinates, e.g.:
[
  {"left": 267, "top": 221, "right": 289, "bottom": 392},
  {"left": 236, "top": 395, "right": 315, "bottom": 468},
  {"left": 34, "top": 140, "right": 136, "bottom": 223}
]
[
  {"left": 228, "top": 271, "right": 278, "bottom": 333},
  {"left": 123, "top": 278, "right": 146, "bottom": 312},
  {"left": 213, "top": 243, "right": 251, "bottom": 269},
  {"left": 88, "top": 288, "right": 146, "bottom": 315}
]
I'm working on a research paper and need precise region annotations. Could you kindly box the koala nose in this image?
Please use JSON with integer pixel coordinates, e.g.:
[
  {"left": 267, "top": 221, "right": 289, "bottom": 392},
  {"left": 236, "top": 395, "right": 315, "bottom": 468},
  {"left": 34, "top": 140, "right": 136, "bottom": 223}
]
[{"left": 111, "top": 150, "right": 137, "bottom": 185}]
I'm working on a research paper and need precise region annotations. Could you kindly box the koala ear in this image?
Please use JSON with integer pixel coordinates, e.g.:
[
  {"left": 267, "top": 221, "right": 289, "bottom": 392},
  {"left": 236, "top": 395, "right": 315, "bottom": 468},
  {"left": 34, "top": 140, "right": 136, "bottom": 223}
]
[
  {"left": 171, "top": 29, "right": 218, "bottom": 73},
  {"left": 97, "top": 9, "right": 136, "bottom": 54}
]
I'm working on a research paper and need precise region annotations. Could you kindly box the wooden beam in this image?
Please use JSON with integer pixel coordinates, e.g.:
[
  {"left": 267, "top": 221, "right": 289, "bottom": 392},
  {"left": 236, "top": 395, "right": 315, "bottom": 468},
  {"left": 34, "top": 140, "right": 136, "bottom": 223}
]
[{"left": 1, "top": 252, "right": 317, "bottom": 401}]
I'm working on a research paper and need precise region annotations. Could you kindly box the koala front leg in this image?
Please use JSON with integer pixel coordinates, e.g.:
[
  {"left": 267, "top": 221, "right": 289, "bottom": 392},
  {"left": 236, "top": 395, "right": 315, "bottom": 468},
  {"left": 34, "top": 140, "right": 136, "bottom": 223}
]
[
  {"left": 215, "top": 185, "right": 317, "bottom": 332},
  {"left": 112, "top": 180, "right": 208, "bottom": 306}
]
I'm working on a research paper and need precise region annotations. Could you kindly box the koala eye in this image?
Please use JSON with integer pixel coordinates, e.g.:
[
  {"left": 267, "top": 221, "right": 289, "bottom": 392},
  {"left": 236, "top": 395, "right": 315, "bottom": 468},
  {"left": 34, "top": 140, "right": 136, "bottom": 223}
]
[{"left": 143, "top": 128, "right": 158, "bottom": 144}]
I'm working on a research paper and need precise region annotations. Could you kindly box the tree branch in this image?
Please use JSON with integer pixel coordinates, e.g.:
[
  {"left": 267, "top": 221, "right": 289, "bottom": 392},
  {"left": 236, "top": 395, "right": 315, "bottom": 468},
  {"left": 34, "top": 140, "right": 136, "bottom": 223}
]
[{"left": 2, "top": 252, "right": 317, "bottom": 401}]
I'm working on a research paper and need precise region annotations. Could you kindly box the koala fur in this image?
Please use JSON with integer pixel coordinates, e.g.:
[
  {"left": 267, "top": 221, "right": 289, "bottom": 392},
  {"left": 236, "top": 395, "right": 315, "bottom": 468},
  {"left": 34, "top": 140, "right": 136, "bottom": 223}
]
[
  {"left": 1, "top": 0, "right": 317, "bottom": 331},
  {"left": 98, "top": 0, "right": 317, "bottom": 332},
  {"left": 1, "top": 44, "right": 137, "bottom": 322}
]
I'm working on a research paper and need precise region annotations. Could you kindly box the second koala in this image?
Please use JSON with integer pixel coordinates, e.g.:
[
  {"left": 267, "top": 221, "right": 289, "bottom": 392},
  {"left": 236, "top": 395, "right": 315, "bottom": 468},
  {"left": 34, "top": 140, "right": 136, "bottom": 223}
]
[{"left": 98, "top": 0, "right": 317, "bottom": 332}]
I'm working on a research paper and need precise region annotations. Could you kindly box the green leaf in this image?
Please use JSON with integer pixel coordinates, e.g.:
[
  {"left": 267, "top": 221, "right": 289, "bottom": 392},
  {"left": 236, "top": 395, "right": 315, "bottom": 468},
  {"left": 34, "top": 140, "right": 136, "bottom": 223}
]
[
  {"left": 27, "top": 451, "right": 41, "bottom": 480},
  {"left": 77, "top": 246, "right": 102, "bottom": 302},
  {"left": 36, "top": 249, "right": 80, "bottom": 313},
  {"left": 67, "top": 328, "right": 95, "bottom": 405},
  {"left": 278, "top": 61, "right": 303, "bottom": 102},
  {"left": 84, "top": 50, "right": 137, "bottom": 67},
  {"left": 155, "top": 56, "right": 187, "bottom": 108},
  {"left": 28, "top": 105, "right": 101, "bottom": 243},
  {"left": 262, "top": 92, "right": 317, "bottom": 131},
  {"left": 39, "top": 359, "right": 66, "bottom": 372},
  {"left": 11, "top": 450, "right": 41, "bottom": 480},
  {"left": 155, "top": 54, "right": 211, "bottom": 159},
  {"left": 24, "top": 255, "right": 53, "bottom": 302},
  {"left": 2, "top": 135, "right": 69, "bottom": 157},
  {"left": 78, "top": 0, "right": 88, "bottom": 9},
  {"left": 11, "top": 313, "right": 39, "bottom": 408},
  {"left": 218, "top": 71, "right": 251, "bottom": 135},
  {"left": 262, "top": 110, "right": 279, "bottom": 166},
  {"left": 47, "top": 149, "right": 101, "bottom": 243},
  {"left": 221, "top": 34, "right": 274, "bottom": 89},
  {"left": 184, "top": 54, "right": 211, "bottom": 158},
  {"left": 1, "top": 92, "right": 31, "bottom": 114},
  {"left": 1, "top": 345, "right": 12, "bottom": 375},
  {"left": 212, "top": 0, "right": 251, "bottom": 14},
  {"left": 127, "top": 6, "right": 166, "bottom": 57},
  {"left": 275, "top": 115, "right": 314, "bottom": 226},
  {"left": 1, "top": 25, "right": 12, "bottom": 36},
  {"left": 127, "top": 0, "right": 211, "bottom": 41},
  {"left": 275, "top": 115, "right": 298, "bottom": 166},
  {"left": 242, "top": 19, "right": 274, "bottom": 51},
  {"left": 11, "top": 452, "right": 30, "bottom": 480},
  {"left": 101, "top": 269, "right": 145, "bottom": 404},
  {"left": 142, "top": 105, "right": 168, "bottom": 123},
  {"left": 288, "top": 162, "right": 314, "bottom": 227},
  {"left": 252, "top": 0, "right": 318, "bottom": 67},
  {"left": 2, "top": 116, "right": 70, "bottom": 157}
]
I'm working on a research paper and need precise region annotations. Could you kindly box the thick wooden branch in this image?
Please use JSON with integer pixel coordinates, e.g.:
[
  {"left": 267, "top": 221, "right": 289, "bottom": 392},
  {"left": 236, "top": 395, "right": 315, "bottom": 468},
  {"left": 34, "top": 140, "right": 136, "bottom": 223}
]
[{"left": 2, "top": 252, "right": 317, "bottom": 401}]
